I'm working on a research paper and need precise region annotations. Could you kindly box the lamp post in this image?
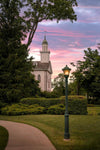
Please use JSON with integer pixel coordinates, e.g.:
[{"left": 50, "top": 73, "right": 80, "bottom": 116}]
[{"left": 62, "top": 65, "right": 71, "bottom": 139}]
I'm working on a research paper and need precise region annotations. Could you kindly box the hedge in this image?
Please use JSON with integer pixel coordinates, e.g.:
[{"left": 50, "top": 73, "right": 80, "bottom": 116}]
[
  {"left": 47, "top": 104, "right": 65, "bottom": 115},
  {"left": 20, "top": 96, "right": 86, "bottom": 107},
  {"left": 1, "top": 96, "right": 87, "bottom": 115},
  {"left": 20, "top": 97, "right": 64, "bottom": 107},
  {"left": 20, "top": 96, "right": 87, "bottom": 115}
]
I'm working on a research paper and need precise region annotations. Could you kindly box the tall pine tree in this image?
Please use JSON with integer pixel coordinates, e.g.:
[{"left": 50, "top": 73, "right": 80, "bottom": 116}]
[
  {"left": 0, "top": 0, "right": 78, "bottom": 104},
  {"left": 0, "top": 0, "right": 40, "bottom": 103}
]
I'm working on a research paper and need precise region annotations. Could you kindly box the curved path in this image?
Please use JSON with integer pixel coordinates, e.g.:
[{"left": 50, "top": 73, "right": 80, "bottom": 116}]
[{"left": 0, "top": 120, "right": 56, "bottom": 150}]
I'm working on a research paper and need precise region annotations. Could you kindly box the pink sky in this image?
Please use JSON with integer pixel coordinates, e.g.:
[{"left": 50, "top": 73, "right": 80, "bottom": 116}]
[{"left": 28, "top": 0, "right": 100, "bottom": 79}]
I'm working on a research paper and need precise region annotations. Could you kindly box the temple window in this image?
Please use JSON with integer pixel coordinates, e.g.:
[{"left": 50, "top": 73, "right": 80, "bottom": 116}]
[{"left": 38, "top": 74, "right": 41, "bottom": 82}]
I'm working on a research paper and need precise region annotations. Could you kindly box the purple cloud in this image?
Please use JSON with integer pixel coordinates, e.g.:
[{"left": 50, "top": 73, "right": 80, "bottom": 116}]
[{"left": 28, "top": 0, "right": 100, "bottom": 79}]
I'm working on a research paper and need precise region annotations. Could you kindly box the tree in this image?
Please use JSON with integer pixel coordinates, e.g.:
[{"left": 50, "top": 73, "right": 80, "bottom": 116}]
[
  {"left": 52, "top": 73, "right": 65, "bottom": 97},
  {"left": 70, "top": 62, "right": 85, "bottom": 95},
  {"left": 0, "top": 0, "right": 40, "bottom": 103},
  {"left": 82, "top": 48, "right": 100, "bottom": 103},
  {"left": 0, "top": 0, "right": 78, "bottom": 48},
  {"left": 23, "top": 0, "right": 77, "bottom": 47},
  {"left": 71, "top": 48, "right": 100, "bottom": 103},
  {"left": 0, "top": 0, "right": 78, "bottom": 103}
]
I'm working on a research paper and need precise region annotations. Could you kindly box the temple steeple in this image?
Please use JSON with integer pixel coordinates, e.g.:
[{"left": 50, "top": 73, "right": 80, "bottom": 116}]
[
  {"left": 33, "top": 35, "right": 53, "bottom": 92},
  {"left": 40, "top": 36, "right": 50, "bottom": 63}
]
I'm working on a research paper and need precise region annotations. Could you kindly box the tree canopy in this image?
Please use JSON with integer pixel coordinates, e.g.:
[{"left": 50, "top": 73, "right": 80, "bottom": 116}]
[
  {"left": 52, "top": 73, "right": 65, "bottom": 97},
  {"left": 0, "top": 0, "right": 77, "bottom": 103},
  {"left": 23, "top": 0, "right": 78, "bottom": 47},
  {"left": 1, "top": 0, "right": 78, "bottom": 47},
  {"left": 71, "top": 48, "right": 100, "bottom": 103},
  {"left": 0, "top": 0, "right": 40, "bottom": 103}
]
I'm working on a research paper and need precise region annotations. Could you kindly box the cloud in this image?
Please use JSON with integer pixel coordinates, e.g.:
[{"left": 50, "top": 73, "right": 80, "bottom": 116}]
[
  {"left": 77, "top": 0, "right": 100, "bottom": 7},
  {"left": 28, "top": 0, "right": 100, "bottom": 79}
]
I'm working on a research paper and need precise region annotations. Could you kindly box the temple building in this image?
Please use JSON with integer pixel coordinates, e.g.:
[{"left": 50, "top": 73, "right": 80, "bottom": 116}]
[{"left": 33, "top": 36, "right": 53, "bottom": 91}]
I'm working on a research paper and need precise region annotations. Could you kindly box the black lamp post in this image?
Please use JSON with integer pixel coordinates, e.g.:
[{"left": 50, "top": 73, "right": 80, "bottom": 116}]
[{"left": 62, "top": 65, "right": 71, "bottom": 139}]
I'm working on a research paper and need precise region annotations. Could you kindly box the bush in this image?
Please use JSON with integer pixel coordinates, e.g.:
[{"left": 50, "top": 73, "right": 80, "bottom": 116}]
[
  {"left": 61, "top": 96, "right": 87, "bottom": 115},
  {"left": 40, "top": 91, "right": 59, "bottom": 98},
  {"left": 0, "top": 102, "right": 7, "bottom": 114},
  {"left": 68, "top": 99, "right": 87, "bottom": 115},
  {"left": 1, "top": 104, "right": 45, "bottom": 116},
  {"left": 20, "top": 97, "right": 64, "bottom": 108},
  {"left": 20, "top": 95, "right": 87, "bottom": 115},
  {"left": 47, "top": 104, "right": 65, "bottom": 115},
  {"left": 1, "top": 95, "right": 87, "bottom": 115}
]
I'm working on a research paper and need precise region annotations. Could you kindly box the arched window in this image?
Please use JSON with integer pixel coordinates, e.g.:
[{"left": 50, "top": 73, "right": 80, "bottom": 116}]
[{"left": 38, "top": 74, "right": 41, "bottom": 82}]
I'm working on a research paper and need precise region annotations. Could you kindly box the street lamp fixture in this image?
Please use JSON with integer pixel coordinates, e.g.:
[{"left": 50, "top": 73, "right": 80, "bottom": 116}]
[{"left": 62, "top": 65, "right": 71, "bottom": 139}]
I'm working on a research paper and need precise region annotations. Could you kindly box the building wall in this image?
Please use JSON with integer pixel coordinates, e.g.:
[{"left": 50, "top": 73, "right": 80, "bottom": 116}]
[
  {"left": 33, "top": 70, "right": 51, "bottom": 92},
  {"left": 33, "top": 36, "right": 52, "bottom": 92},
  {"left": 47, "top": 71, "right": 51, "bottom": 91},
  {"left": 40, "top": 51, "right": 50, "bottom": 63},
  {"left": 33, "top": 71, "right": 45, "bottom": 91}
]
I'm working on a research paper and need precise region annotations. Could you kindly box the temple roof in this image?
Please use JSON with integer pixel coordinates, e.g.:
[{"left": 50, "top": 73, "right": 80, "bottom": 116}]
[{"left": 33, "top": 61, "right": 52, "bottom": 74}]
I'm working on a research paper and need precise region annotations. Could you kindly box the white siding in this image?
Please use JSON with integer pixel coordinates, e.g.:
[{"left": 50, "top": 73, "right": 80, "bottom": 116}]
[{"left": 33, "top": 70, "right": 51, "bottom": 92}]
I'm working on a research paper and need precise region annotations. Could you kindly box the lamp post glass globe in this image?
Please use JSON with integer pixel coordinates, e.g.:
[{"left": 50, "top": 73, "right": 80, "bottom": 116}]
[{"left": 62, "top": 65, "right": 71, "bottom": 76}]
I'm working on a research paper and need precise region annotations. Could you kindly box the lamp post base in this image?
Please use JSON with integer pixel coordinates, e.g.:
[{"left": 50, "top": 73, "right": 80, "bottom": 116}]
[{"left": 64, "top": 133, "right": 70, "bottom": 139}]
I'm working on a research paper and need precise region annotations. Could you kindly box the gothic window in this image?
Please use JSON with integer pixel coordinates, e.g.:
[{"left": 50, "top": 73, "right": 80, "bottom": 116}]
[
  {"left": 38, "top": 74, "right": 41, "bottom": 82},
  {"left": 48, "top": 82, "right": 50, "bottom": 88}
]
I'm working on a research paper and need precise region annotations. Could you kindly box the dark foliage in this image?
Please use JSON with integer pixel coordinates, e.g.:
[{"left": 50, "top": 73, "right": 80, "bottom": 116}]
[{"left": 0, "top": 0, "right": 40, "bottom": 103}]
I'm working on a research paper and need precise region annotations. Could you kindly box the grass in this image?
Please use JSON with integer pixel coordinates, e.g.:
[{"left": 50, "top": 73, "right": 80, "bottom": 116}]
[
  {"left": 88, "top": 106, "right": 100, "bottom": 115},
  {"left": 0, "top": 106, "right": 100, "bottom": 150},
  {"left": 0, "top": 126, "right": 8, "bottom": 150}
]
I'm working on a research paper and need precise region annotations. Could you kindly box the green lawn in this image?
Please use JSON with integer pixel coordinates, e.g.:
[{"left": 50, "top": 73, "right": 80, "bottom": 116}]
[
  {"left": 0, "top": 107, "right": 100, "bottom": 150},
  {"left": 88, "top": 106, "right": 100, "bottom": 115},
  {"left": 0, "top": 126, "right": 8, "bottom": 150}
]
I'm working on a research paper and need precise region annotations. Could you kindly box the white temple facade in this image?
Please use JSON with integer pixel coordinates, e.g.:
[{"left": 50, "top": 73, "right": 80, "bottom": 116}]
[{"left": 33, "top": 36, "right": 53, "bottom": 92}]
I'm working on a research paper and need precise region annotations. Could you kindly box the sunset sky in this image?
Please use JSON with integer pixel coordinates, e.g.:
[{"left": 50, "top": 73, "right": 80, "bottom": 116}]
[{"left": 28, "top": 0, "right": 100, "bottom": 79}]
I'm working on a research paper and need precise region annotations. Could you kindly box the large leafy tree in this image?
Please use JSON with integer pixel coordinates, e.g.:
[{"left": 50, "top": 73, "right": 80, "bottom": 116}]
[
  {"left": 52, "top": 73, "right": 65, "bottom": 97},
  {"left": 71, "top": 48, "right": 100, "bottom": 103},
  {"left": 70, "top": 62, "right": 85, "bottom": 95},
  {"left": 0, "top": 0, "right": 78, "bottom": 48},
  {"left": 0, "top": 0, "right": 40, "bottom": 103},
  {"left": 23, "top": 0, "right": 77, "bottom": 47},
  {"left": 0, "top": 0, "right": 77, "bottom": 103}
]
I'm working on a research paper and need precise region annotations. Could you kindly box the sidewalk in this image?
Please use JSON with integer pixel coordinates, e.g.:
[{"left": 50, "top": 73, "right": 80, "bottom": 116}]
[{"left": 0, "top": 120, "right": 56, "bottom": 150}]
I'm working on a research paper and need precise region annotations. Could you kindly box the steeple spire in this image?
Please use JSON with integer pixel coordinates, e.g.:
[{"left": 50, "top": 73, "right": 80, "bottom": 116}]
[
  {"left": 40, "top": 35, "right": 50, "bottom": 63},
  {"left": 42, "top": 35, "right": 48, "bottom": 45},
  {"left": 44, "top": 35, "right": 46, "bottom": 40}
]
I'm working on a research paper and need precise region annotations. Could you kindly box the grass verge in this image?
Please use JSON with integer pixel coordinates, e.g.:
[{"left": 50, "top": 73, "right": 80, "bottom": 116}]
[
  {"left": 87, "top": 106, "right": 100, "bottom": 115},
  {"left": 0, "top": 126, "right": 8, "bottom": 150},
  {"left": 0, "top": 114, "right": 100, "bottom": 150},
  {"left": 0, "top": 106, "right": 100, "bottom": 150}
]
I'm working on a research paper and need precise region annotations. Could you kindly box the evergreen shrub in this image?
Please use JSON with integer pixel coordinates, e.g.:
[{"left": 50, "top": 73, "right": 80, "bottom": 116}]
[
  {"left": 0, "top": 102, "right": 7, "bottom": 114},
  {"left": 20, "top": 95, "right": 87, "bottom": 115},
  {"left": 47, "top": 104, "right": 65, "bottom": 115},
  {"left": 20, "top": 97, "right": 64, "bottom": 107},
  {"left": 1, "top": 95, "right": 87, "bottom": 115},
  {"left": 1, "top": 104, "right": 45, "bottom": 116},
  {"left": 68, "top": 95, "right": 87, "bottom": 114}
]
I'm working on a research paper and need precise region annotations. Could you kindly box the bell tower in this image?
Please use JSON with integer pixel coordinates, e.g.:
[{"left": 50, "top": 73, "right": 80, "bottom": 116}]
[{"left": 40, "top": 36, "right": 50, "bottom": 63}]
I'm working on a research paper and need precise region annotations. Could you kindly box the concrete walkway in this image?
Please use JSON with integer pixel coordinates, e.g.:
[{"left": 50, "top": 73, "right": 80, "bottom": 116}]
[{"left": 0, "top": 120, "right": 56, "bottom": 150}]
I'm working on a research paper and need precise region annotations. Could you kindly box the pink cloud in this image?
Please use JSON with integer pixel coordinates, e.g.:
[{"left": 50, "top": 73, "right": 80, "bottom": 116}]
[{"left": 37, "top": 26, "right": 98, "bottom": 39}]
